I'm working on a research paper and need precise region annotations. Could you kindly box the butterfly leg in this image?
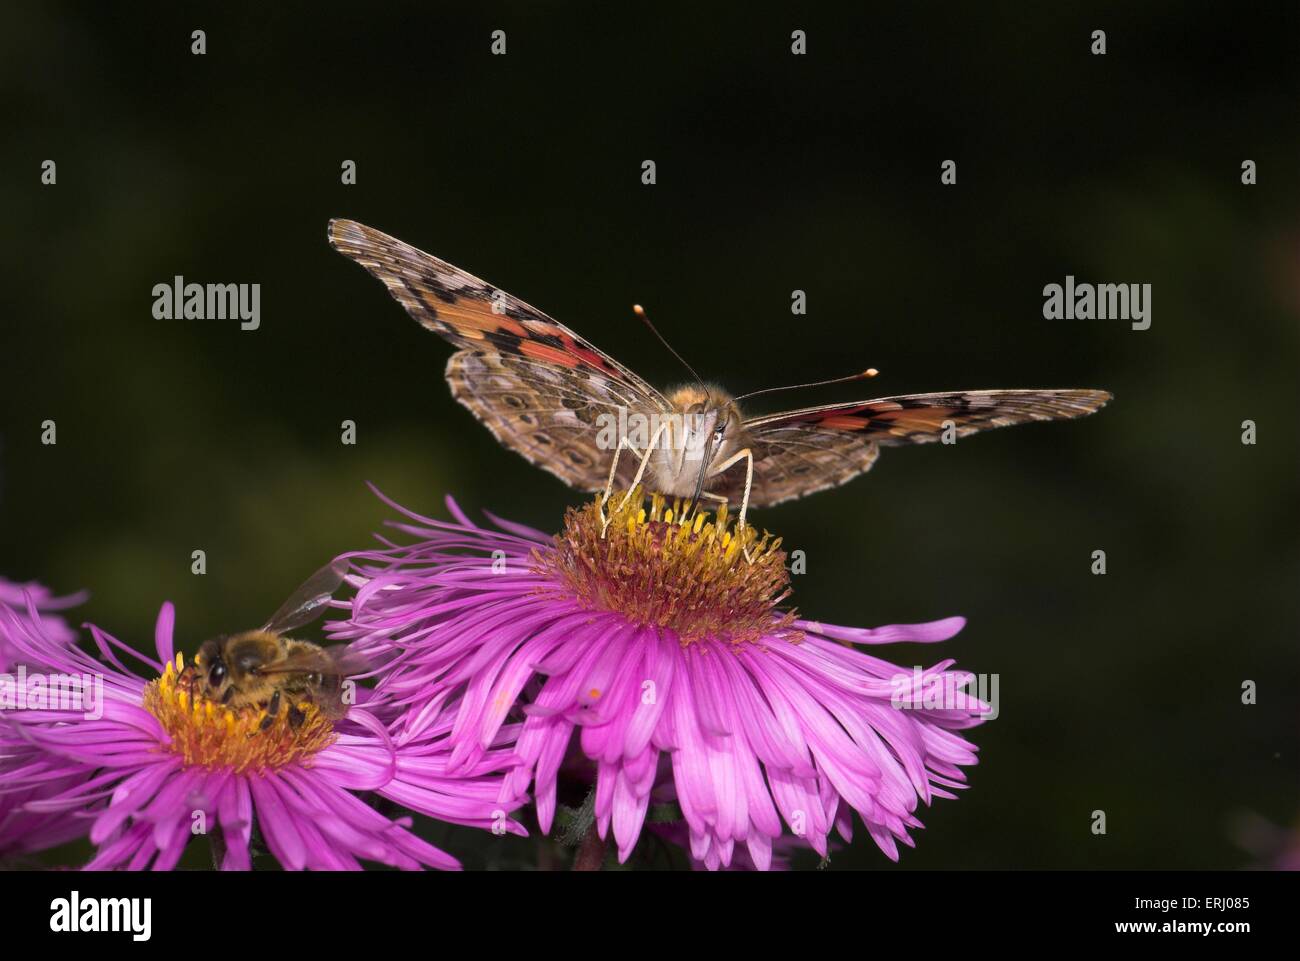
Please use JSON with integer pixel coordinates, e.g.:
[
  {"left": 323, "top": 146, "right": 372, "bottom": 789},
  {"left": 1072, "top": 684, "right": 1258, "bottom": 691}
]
[
  {"left": 610, "top": 422, "right": 669, "bottom": 524},
  {"left": 707, "top": 448, "right": 755, "bottom": 563},
  {"left": 598, "top": 437, "right": 637, "bottom": 534},
  {"left": 599, "top": 422, "right": 667, "bottom": 536},
  {"left": 696, "top": 490, "right": 729, "bottom": 522}
]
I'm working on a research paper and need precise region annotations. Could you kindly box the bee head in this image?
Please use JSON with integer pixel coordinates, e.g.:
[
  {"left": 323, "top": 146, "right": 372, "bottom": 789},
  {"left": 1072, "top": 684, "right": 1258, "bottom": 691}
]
[
  {"left": 195, "top": 637, "right": 229, "bottom": 695},
  {"left": 194, "top": 632, "right": 282, "bottom": 704}
]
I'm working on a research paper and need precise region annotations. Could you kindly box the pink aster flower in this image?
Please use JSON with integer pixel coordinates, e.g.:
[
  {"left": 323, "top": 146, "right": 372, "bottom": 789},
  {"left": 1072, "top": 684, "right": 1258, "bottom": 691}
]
[
  {"left": 333, "top": 488, "right": 992, "bottom": 870},
  {"left": 0, "top": 594, "right": 525, "bottom": 870},
  {"left": 0, "top": 579, "right": 88, "bottom": 861},
  {"left": 0, "top": 578, "right": 85, "bottom": 672}
]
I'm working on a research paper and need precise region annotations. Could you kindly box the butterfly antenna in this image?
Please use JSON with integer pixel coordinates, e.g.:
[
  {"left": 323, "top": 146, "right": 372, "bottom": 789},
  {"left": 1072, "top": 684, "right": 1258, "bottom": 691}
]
[
  {"left": 634, "top": 304, "right": 705, "bottom": 391},
  {"left": 735, "top": 368, "right": 879, "bottom": 403}
]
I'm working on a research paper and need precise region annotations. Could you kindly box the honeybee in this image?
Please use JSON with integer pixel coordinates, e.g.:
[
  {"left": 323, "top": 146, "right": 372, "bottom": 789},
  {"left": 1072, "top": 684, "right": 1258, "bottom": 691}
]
[{"left": 190, "top": 560, "right": 369, "bottom": 730}]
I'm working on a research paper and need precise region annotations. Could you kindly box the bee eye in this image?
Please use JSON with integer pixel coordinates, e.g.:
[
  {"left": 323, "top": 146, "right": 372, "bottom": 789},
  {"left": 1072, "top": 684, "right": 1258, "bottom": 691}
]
[{"left": 207, "top": 662, "right": 227, "bottom": 686}]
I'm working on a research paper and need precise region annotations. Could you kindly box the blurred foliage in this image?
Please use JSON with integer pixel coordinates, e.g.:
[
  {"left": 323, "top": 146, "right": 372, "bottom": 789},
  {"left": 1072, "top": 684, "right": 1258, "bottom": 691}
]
[{"left": 1, "top": 1, "right": 1297, "bottom": 869}]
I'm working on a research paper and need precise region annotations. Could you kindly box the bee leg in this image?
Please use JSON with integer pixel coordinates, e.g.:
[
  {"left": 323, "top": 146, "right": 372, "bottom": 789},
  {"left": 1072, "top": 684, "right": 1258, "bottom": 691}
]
[
  {"left": 249, "top": 690, "right": 281, "bottom": 735},
  {"left": 221, "top": 686, "right": 236, "bottom": 705},
  {"left": 288, "top": 704, "right": 307, "bottom": 730}
]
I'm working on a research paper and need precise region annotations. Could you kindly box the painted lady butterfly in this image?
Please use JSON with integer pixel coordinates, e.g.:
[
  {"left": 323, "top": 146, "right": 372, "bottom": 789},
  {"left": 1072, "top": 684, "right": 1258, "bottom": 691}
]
[{"left": 329, "top": 220, "right": 1110, "bottom": 533}]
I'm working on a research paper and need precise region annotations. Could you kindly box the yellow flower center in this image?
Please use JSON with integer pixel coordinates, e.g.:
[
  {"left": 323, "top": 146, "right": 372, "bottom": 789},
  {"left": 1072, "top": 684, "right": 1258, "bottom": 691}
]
[
  {"left": 143, "top": 653, "right": 336, "bottom": 774},
  {"left": 538, "top": 488, "right": 799, "bottom": 645}
]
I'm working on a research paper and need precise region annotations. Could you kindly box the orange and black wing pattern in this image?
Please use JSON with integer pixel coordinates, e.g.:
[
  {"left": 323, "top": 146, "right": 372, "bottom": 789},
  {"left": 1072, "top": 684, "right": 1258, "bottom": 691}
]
[{"left": 328, "top": 219, "right": 666, "bottom": 490}]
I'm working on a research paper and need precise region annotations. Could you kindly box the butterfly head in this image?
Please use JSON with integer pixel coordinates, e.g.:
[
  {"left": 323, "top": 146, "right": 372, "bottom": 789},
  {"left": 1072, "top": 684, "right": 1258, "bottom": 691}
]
[
  {"left": 648, "top": 386, "right": 746, "bottom": 506},
  {"left": 668, "top": 385, "right": 742, "bottom": 458}
]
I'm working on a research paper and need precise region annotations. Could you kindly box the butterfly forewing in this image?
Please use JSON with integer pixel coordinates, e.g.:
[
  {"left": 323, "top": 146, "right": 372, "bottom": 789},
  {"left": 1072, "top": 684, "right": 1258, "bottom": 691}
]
[
  {"left": 329, "top": 219, "right": 667, "bottom": 490},
  {"left": 730, "top": 389, "right": 1112, "bottom": 506},
  {"left": 743, "top": 389, "right": 1109, "bottom": 437}
]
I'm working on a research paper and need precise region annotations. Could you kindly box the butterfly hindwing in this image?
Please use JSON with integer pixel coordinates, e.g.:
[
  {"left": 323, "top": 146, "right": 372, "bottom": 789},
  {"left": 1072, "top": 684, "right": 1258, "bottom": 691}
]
[
  {"left": 711, "top": 426, "right": 881, "bottom": 508},
  {"left": 446, "top": 349, "right": 649, "bottom": 491}
]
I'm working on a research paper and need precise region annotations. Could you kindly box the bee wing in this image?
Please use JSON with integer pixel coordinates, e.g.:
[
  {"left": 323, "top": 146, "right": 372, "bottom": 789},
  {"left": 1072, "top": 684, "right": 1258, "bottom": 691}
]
[
  {"left": 255, "top": 644, "right": 372, "bottom": 678},
  {"left": 261, "top": 559, "right": 350, "bottom": 635},
  {"left": 258, "top": 644, "right": 370, "bottom": 722}
]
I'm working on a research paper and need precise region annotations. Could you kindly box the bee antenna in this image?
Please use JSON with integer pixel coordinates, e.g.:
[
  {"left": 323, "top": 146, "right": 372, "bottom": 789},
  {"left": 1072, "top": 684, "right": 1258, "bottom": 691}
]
[
  {"left": 633, "top": 304, "right": 705, "bottom": 391},
  {"left": 735, "top": 368, "right": 879, "bottom": 403}
]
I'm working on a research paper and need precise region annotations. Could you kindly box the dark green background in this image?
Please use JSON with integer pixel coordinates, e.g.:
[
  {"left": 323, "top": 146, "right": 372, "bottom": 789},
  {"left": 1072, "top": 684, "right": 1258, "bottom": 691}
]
[{"left": 2, "top": 1, "right": 1297, "bottom": 869}]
